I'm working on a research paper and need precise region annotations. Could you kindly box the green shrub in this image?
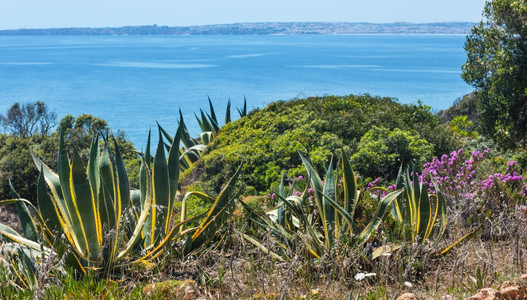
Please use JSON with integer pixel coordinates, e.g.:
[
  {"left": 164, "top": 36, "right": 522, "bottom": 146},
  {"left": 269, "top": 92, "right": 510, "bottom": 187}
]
[
  {"left": 184, "top": 95, "right": 457, "bottom": 195},
  {"left": 351, "top": 126, "right": 434, "bottom": 180}
]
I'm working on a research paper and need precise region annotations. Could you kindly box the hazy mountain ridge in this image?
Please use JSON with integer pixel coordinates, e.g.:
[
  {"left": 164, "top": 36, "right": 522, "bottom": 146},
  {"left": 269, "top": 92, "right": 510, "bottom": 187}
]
[{"left": 0, "top": 22, "right": 475, "bottom": 35}]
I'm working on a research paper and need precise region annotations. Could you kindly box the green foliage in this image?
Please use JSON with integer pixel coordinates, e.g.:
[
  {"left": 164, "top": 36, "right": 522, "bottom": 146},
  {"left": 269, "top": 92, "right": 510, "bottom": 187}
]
[
  {"left": 188, "top": 95, "right": 455, "bottom": 195},
  {"left": 449, "top": 116, "right": 479, "bottom": 139},
  {"left": 0, "top": 110, "right": 141, "bottom": 203},
  {"left": 351, "top": 126, "right": 434, "bottom": 180},
  {"left": 0, "top": 134, "right": 56, "bottom": 204},
  {"left": 462, "top": 0, "right": 527, "bottom": 148}
]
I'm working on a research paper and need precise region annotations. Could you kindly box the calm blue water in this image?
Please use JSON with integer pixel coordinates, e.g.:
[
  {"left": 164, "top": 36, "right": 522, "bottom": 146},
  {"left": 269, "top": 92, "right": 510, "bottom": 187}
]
[{"left": 0, "top": 35, "right": 472, "bottom": 148}]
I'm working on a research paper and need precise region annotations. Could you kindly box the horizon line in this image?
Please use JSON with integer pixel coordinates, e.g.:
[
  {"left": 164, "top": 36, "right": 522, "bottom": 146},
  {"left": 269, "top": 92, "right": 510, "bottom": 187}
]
[{"left": 0, "top": 21, "right": 477, "bottom": 31}]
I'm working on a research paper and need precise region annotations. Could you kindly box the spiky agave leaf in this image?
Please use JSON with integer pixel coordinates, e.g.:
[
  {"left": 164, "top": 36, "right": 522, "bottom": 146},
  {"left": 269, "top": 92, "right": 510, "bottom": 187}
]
[{"left": 183, "top": 162, "right": 243, "bottom": 255}]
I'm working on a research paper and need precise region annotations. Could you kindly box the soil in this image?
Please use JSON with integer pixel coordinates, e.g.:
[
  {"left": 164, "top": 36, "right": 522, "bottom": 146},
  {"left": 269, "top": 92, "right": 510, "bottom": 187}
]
[{"left": 0, "top": 204, "right": 23, "bottom": 234}]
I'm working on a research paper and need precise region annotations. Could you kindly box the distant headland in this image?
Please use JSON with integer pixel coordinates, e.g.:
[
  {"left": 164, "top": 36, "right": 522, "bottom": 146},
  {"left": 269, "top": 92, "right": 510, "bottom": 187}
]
[{"left": 0, "top": 22, "right": 475, "bottom": 35}]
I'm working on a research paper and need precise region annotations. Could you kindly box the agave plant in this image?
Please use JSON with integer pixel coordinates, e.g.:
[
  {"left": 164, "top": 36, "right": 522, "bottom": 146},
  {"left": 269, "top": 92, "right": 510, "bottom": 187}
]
[
  {"left": 241, "top": 150, "right": 402, "bottom": 260},
  {"left": 0, "top": 122, "right": 242, "bottom": 276},
  {"left": 160, "top": 97, "right": 248, "bottom": 172},
  {"left": 391, "top": 165, "right": 447, "bottom": 245},
  {"left": 136, "top": 125, "right": 243, "bottom": 258}
]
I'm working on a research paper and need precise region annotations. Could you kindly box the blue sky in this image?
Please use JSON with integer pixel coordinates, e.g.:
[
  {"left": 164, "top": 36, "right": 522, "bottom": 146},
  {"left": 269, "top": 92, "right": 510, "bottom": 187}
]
[{"left": 0, "top": 0, "right": 487, "bottom": 30}]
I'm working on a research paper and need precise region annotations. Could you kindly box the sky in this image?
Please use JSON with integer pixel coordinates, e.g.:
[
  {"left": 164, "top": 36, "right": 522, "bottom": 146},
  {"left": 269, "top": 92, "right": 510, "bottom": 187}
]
[{"left": 0, "top": 0, "right": 488, "bottom": 30}]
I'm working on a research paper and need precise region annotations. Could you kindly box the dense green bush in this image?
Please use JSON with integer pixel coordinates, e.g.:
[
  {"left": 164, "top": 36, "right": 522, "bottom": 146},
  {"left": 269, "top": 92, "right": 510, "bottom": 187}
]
[
  {"left": 0, "top": 134, "right": 56, "bottom": 203},
  {"left": 351, "top": 126, "right": 434, "bottom": 180},
  {"left": 184, "top": 94, "right": 457, "bottom": 195}
]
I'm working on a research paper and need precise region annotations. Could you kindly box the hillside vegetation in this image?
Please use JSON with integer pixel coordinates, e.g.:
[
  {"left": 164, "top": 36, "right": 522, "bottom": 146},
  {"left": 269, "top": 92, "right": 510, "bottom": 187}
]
[
  {"left": 186, "top": 94, "right": 457, "bottom": 195},
  {"left": 1, "top": 1, "right": 527, "bottom": 297}
]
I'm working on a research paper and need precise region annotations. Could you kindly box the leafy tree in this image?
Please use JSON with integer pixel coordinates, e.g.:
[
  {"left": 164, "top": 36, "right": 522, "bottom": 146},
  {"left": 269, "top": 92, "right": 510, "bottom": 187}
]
[
  {"left": 0, "top": 101, "right": 56, "bottom": 137},
  {"left": 462, "top": 0, "right": 527, "bottom": 148},
  {"left": 0, "top": 106, "right": 141, "bottom": 203},
  {"left": 57, "top": 114, "right": 141, "bottom": 187}
]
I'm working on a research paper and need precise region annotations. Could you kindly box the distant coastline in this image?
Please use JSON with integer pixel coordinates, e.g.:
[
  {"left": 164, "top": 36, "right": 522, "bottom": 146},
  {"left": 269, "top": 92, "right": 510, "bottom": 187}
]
[{"left": 0, "top": 22, "right": 475, "bottom": 35}]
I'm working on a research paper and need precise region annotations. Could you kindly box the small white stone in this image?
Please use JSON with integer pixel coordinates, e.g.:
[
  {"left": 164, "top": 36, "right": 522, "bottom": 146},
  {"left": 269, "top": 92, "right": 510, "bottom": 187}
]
[
  {"left": 354, "top": 272, "right": 376, "bottom": 281},
  {"left": 404, "top": 281, "right": 413, "bottom": 288}
]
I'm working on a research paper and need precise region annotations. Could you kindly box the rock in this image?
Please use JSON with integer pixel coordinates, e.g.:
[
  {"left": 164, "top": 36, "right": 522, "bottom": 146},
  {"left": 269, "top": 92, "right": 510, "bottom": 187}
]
[
  {"left": 396, "top": 293, "right": 418, "bottom": 300},
  {"left": 500, "top": 282, "right": 527, "bottom": 300},
  {"left": 440, "top": 296, "right": 456, "bottom": 300},
  {"left": 466, "top": 288, "right": 501, "bottom": 300},
  {"left": 143, "top": 279, "right": 196, "bottom": 299},
  {"left": 467, "top": 275, "right": 527, "bottom": 300},
  {"left": 501, "top": 281, "right": 513, "bottom": 289}
]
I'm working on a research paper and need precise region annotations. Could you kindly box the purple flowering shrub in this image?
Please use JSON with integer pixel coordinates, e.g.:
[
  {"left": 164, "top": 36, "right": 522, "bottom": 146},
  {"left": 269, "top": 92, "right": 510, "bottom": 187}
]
[
  {"left": 418, "top": 148, "right": 526, "bottom": 207},
  {"left": 364, "top": 149, "right": 524, "bottom": 204},
  {"left": 362, "top": 148, "right": 526, "bottom": 227}
]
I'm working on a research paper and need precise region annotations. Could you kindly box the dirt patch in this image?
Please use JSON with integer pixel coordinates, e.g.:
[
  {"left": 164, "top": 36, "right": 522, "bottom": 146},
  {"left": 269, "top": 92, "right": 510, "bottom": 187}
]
[{"left": 0, "top": 204, "right": 23, "bottom": 234}]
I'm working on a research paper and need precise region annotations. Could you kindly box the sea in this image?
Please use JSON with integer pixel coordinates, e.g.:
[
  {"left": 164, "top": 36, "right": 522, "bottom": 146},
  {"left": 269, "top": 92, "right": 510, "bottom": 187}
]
[{"left": 0, "top": 34, "right": 472, "bottom": 148}]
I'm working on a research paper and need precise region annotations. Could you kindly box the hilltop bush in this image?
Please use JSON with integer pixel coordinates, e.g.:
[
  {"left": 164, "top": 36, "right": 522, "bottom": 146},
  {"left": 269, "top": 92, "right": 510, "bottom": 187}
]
[
  {"left": 184, "top": 94, "right": 458, "bottom": 195},
  {"left": 351, "top": 126, "right": 434, "bottom": 179}
]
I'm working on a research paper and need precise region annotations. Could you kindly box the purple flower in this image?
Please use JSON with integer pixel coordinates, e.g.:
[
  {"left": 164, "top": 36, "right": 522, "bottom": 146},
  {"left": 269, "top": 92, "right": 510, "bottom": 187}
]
[{"left": 297, "top": 175, "right": 304, "bottom": 180}]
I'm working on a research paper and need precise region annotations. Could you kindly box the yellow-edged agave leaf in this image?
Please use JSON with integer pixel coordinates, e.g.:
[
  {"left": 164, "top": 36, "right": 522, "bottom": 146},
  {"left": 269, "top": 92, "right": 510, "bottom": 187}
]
[
  {"left": 86, "top": 137, "right": 102, "bottom": 246},
  {"left": 341, "top": 151, "right": 359, "bottom": 231},
  {"left": 371, "top": 243, "right": 402, "bottom": 260},
  {"left": 139, "top": 124, "right": 181, "bottom": 248},
  {"left": 392, "top": 165, "right": 409, "bottom": 224},
  {"left": 0, "top": 223, "right": 51, "bottom": 255},
  {"left": 392, "top": 165, "right": 453, "bottom": 250},
  {"left": 225, "top": 99, "right": 231, "bottom": 124},
  {"left": 299, "top": 153, "right": 332, "bottom": 248},
  {"left": 187, "top": 163, "right": 243, "bottom": 254},
  {"left": 322, "top": 157, "right": 336, "bottom": 247},
  {"left": 165, "top": 124, "right": 182, "bottom": 235},
  {"left": 357, "top": 189, "right": 403, "bottom": 244},
  {"left": 98, "top": 145, "right": 117, "bottom": 230},
  {"left": 31, "top": 151, "right": 75, "bottom": 238},
  {"left": 55, "top": 133, "right": 89, "bottom": 259},
  {"left": 179, "top": 191, "right": 215, "bottom": 235},
  {"left": 242, "top": 233, "right": 286, "bottom": 262},
  {"left": 431, "top": 180, "right": 448, "bottom": 244},
  {"left": 439, "top": 226, "right": 480, "bottom": 256},
  {"left": 153, "top": 129, "right": 170, "bottom": 244},
  {"left": 140, "top": 129, "right": 153, "bottom": 246},
  {"left": 70, "top": 147, "right": 100, "bottom": 261},
  {"left": 8, "top": 182, "right": 39, "bottom": 243},
  {"left": 112, "top": 135, "right": 131, "bottom": 224},
  {"left": 277, "top": 174, "right": 287, "bottom": 227}
]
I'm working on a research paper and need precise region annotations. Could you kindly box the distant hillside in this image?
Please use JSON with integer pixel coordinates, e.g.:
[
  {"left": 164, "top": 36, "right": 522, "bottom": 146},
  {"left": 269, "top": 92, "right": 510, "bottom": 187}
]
[{"left": 0, "top": 22, "right": 475, "bottom": 35}]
